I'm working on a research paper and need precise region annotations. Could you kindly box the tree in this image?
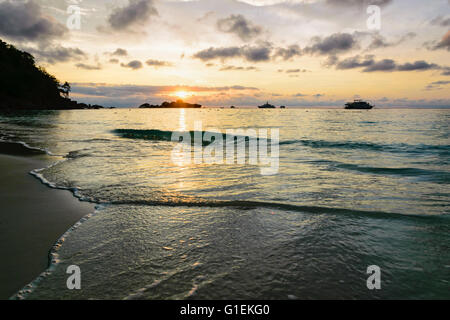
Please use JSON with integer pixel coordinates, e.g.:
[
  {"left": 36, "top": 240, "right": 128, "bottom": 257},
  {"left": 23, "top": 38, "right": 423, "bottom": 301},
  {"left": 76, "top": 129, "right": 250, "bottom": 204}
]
[{"left": 60, "top": 82, "right": 71, "bottom": 99}]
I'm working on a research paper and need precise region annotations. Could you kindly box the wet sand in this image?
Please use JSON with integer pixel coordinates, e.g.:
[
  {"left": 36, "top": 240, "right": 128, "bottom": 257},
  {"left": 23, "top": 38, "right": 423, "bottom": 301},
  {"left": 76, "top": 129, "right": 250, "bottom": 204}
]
[{"left": 0, "top": 153, "right": 94, "bottom": 299}]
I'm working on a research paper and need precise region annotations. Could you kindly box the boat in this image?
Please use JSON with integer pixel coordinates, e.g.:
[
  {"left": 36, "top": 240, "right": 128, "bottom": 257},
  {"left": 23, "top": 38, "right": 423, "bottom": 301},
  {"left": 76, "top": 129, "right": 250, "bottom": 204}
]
[
  {"left": 258, "top": 102, "right": 276, "bottom": 109},
  {"left": 345, "top": 100, "right": 373, "bottom": 109}
]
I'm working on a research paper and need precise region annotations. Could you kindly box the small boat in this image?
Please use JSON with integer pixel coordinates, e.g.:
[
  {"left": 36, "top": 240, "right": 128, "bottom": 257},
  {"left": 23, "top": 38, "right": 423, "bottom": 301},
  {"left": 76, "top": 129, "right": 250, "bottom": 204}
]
[
  {"left": 345, "top": 100, "right": 373, "bottom": 109},
  {"left": 258, "top": 101, "right": 276, "bottom": 109}
]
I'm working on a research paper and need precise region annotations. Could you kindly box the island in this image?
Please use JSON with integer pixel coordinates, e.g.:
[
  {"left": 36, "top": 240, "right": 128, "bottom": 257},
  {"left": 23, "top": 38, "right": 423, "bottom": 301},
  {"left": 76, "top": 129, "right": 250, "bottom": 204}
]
[
  {"left": 139, "top": 100, "right": 201, "bottom": 109},
  {"left": 0, "top": 39, "right": 104, "bottom": 110}
]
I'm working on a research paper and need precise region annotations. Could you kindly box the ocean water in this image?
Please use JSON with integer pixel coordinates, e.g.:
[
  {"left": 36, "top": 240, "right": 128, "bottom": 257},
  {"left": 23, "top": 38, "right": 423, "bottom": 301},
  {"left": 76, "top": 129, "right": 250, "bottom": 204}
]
[{"left": 0, "top": 108, "right": 449, "bottom": 299}]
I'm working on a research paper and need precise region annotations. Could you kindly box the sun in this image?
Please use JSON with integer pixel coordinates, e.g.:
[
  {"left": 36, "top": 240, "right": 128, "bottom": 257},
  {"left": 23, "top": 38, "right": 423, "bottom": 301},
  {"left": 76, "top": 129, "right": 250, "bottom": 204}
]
[{"left": 174, "top": 91, "right": 190, "bottom": 99}]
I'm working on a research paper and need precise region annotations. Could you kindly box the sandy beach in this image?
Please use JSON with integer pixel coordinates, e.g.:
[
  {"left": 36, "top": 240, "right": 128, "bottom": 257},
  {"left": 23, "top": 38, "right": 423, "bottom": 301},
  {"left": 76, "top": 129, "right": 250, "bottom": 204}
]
[{"left": 0, "top": 151, "right": 94, "bottom": 299}]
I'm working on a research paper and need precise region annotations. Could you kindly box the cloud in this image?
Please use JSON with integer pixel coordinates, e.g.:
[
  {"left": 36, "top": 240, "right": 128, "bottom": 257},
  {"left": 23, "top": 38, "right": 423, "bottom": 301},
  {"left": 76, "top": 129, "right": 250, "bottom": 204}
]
[
  {"left": 330, "top": 55, "right": 444, "bottom": 73},
  {"left": 396, "top": 61, "right": 440, "bottom": 71},
  {"left": 76, "top": 63, "right": 102, "bottom": 70},
  {"left": 425, "top": 80, "right": 450, "bottom": 90},
  {"left": 273, "top": 45, "right": 302, "bottom": 60},
  {"left": 430, "top": 16, "right": 450, "bottom": 27},
  {"left": 120, "top": 60, "right": 143, "bottom": 70},
  {"left": 441, "top": 67, "right": 450, "bottom": 76},
  {"left": 303, "top": 33, "right": 358, "bottom": 55},
  {"left": 432, "top": 30, "right": 450, "bottom": 51},
  {"left": 194, "top": 32, "right": 361, "bottom": 63},
  {"left": 109, "top": 48, "right": 129, "bottom": 56},
  {"left": 25, "top": 46, "right": 87, "bottom": 64},
  {"left": 107, "top": 0, "right": 158, "bottom": 31},
  {"left": 219, "top": 65, "right": 258, "bottom": 71},
  {"left": 217, "top": 14, "right": 262, "bottom": 41},
  {"left": 0, "top": 0, "right": 67, "bottom": 42},
  {"left": 145, "top": 59, "right": 173, "bottom": 67},
  {"left": 242, "top": 44, "right": 272, "bottom": 62},
  {"left": 366, "top": 32, "right": 416, "bottom": 51},
  {"left": 335, "top": 55, "right": 374, "bottom": 69},
  {"left": 193, "top": 43, "right": 272, "bottom": 62},
  {"left": 193, "top": 46, "right": 242, "bottom": 61},
  {"left": 285, "top": 69, "right": 308, "bottom": 73}
]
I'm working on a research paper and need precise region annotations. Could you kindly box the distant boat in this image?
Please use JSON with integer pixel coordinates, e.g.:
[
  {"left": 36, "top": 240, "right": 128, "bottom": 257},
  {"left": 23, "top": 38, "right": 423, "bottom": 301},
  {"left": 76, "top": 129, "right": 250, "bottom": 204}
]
[
  {"left": 345, "top": 100, "right": 374, "bottom": 110},
  {"left": 258, "top": 101, "right": 276, "bottom": 109},
  {"left": 280, "top": 106, "right": 286, "bottom": 109}
]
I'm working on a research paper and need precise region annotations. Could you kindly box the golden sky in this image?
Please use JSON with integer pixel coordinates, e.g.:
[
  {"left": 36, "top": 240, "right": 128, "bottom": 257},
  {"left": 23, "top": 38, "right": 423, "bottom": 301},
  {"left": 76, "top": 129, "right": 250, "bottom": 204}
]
[{"left": 0, "top": 0, "right": 449, "bottom": 107}]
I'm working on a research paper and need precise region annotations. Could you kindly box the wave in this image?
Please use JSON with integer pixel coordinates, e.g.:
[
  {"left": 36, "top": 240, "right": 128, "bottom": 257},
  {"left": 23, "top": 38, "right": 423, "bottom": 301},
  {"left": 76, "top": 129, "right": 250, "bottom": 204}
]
[
  {"left": 307, "top": 159, "right": 449, "bottom": 182},
  {"left": 113, "top": 129, "right": 267, "bottom": 145},
  {"left": 280, "top": 139, "right": 450, "bottom": 155},
  {"left": 11, "top": 205, "right": 105, "bottom": 300},
  {"left": 0, "top": 140, "right": 52, "bottom": 156},
  {"left": 113, "top": 129, "right": 449, "bottom": 156},
  {"left": 108, "top": 199, "right": 446, "bottom": 220}
]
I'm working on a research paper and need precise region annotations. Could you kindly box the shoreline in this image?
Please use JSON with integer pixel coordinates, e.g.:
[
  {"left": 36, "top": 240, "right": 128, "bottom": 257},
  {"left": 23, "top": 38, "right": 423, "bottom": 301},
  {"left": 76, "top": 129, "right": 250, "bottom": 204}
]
[{"left": 0, "top": 152, "right": 95, "bottom": 299}]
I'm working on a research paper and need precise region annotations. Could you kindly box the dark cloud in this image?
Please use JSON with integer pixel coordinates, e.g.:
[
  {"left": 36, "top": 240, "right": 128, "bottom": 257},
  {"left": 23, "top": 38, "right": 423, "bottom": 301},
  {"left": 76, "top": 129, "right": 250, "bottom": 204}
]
[
  {"left": 430, "top": 16, "right": 450, "bottom": 27},
  {"left": 120, "top": 60, "right": 143, "bottom": 70},
  {"left": 331, "top": 55, "right": 443, "bottom": 73},
  {"left": 193, "top": 44, "right": 271, "bottom": 63},
  {"left": 433, "top": 30, "right": 450, "bottom": 51},
  {"left": 303, "top": 33, "right": 358, "bottom": 55},
  {"left": 26, "top": 46, "right": 87, "bottom": 64},
  {"left": 285, "top": 69, "right": 308, "bottom": 73},
  {"left": 335, "top": 55, "right": 374, "bottom": 69},
  {"left": 0, "top": 0, "right": 67, "bottom": 42},
  {"left": 241, "top": 44, "right": 271, "bottom": 62},
  {"left": 273, "top": 45, "right": 302, "bottom": 60},
  {"left": 146, "top": 59, "right": 173, "bottom": 67},
  {"left": 364, "top": 59, "right": 414, "bottom": 72},
  {"left": 110, "top": 48, "right": 129, "bottom": 56},
  {"left": 425, "top": 80, "right": 450, "bottom": 90},
  {"left": 441, "top": 67, "right": 450, "bottom": 76},
  {"left": 193, "top": 46, "right": 242, "bottom": 61},
  {"left": 396, "top": 61, "right": 440, "bottom": 71},
  {"left": 219, "top": 65, "right": 258, "bottom": 71},
  {"left": 217, "top": 14, "right": 262, "bottom": 41},
  {"left": 366, "top": 32, "right": 416, "bottom": 51},
  {"left": 107, "top": 0, "right": 158, "bottom": 30},
  {"left": 76, "top": 63, "right": 102, "bottom": 70},
  {"left": 194, "top": 33, "right": 359, "bottom": 64}
]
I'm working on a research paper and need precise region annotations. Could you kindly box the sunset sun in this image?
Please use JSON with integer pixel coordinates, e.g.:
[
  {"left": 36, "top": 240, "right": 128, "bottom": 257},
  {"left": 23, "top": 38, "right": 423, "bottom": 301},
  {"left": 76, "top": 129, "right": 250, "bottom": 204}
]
[{"left": 174, "top": 91, "right": 191, "bottom": 99}]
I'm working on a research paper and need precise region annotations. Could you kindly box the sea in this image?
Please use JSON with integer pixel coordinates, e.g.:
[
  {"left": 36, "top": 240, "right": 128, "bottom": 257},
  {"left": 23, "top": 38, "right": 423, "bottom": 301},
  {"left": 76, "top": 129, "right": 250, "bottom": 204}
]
[{"left": 0, "top": 108, "right": 449, "bottom": 299}]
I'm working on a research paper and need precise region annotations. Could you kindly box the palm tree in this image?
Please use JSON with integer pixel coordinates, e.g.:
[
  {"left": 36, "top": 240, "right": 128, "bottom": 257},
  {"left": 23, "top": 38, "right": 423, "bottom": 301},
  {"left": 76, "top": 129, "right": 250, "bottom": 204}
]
[{"left": 60, "top": 82, "right": 71, "bottom": 99}]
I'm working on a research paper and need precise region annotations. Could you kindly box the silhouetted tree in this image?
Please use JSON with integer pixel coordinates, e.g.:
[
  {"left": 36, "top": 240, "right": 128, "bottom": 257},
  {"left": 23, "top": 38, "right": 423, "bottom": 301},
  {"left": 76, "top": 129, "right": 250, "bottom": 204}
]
[
  {"left": 0, "top": 39, "right": 72, "bottom": 109},
  {"left": 59, "top": 82, "right": 71, "bottom": 99}
]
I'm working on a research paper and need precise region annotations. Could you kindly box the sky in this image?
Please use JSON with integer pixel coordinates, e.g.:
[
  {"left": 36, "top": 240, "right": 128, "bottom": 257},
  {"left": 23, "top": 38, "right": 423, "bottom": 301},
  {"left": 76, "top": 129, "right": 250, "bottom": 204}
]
[{"left": 0, "top": 0, "right": 449, "bottom": 107}]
